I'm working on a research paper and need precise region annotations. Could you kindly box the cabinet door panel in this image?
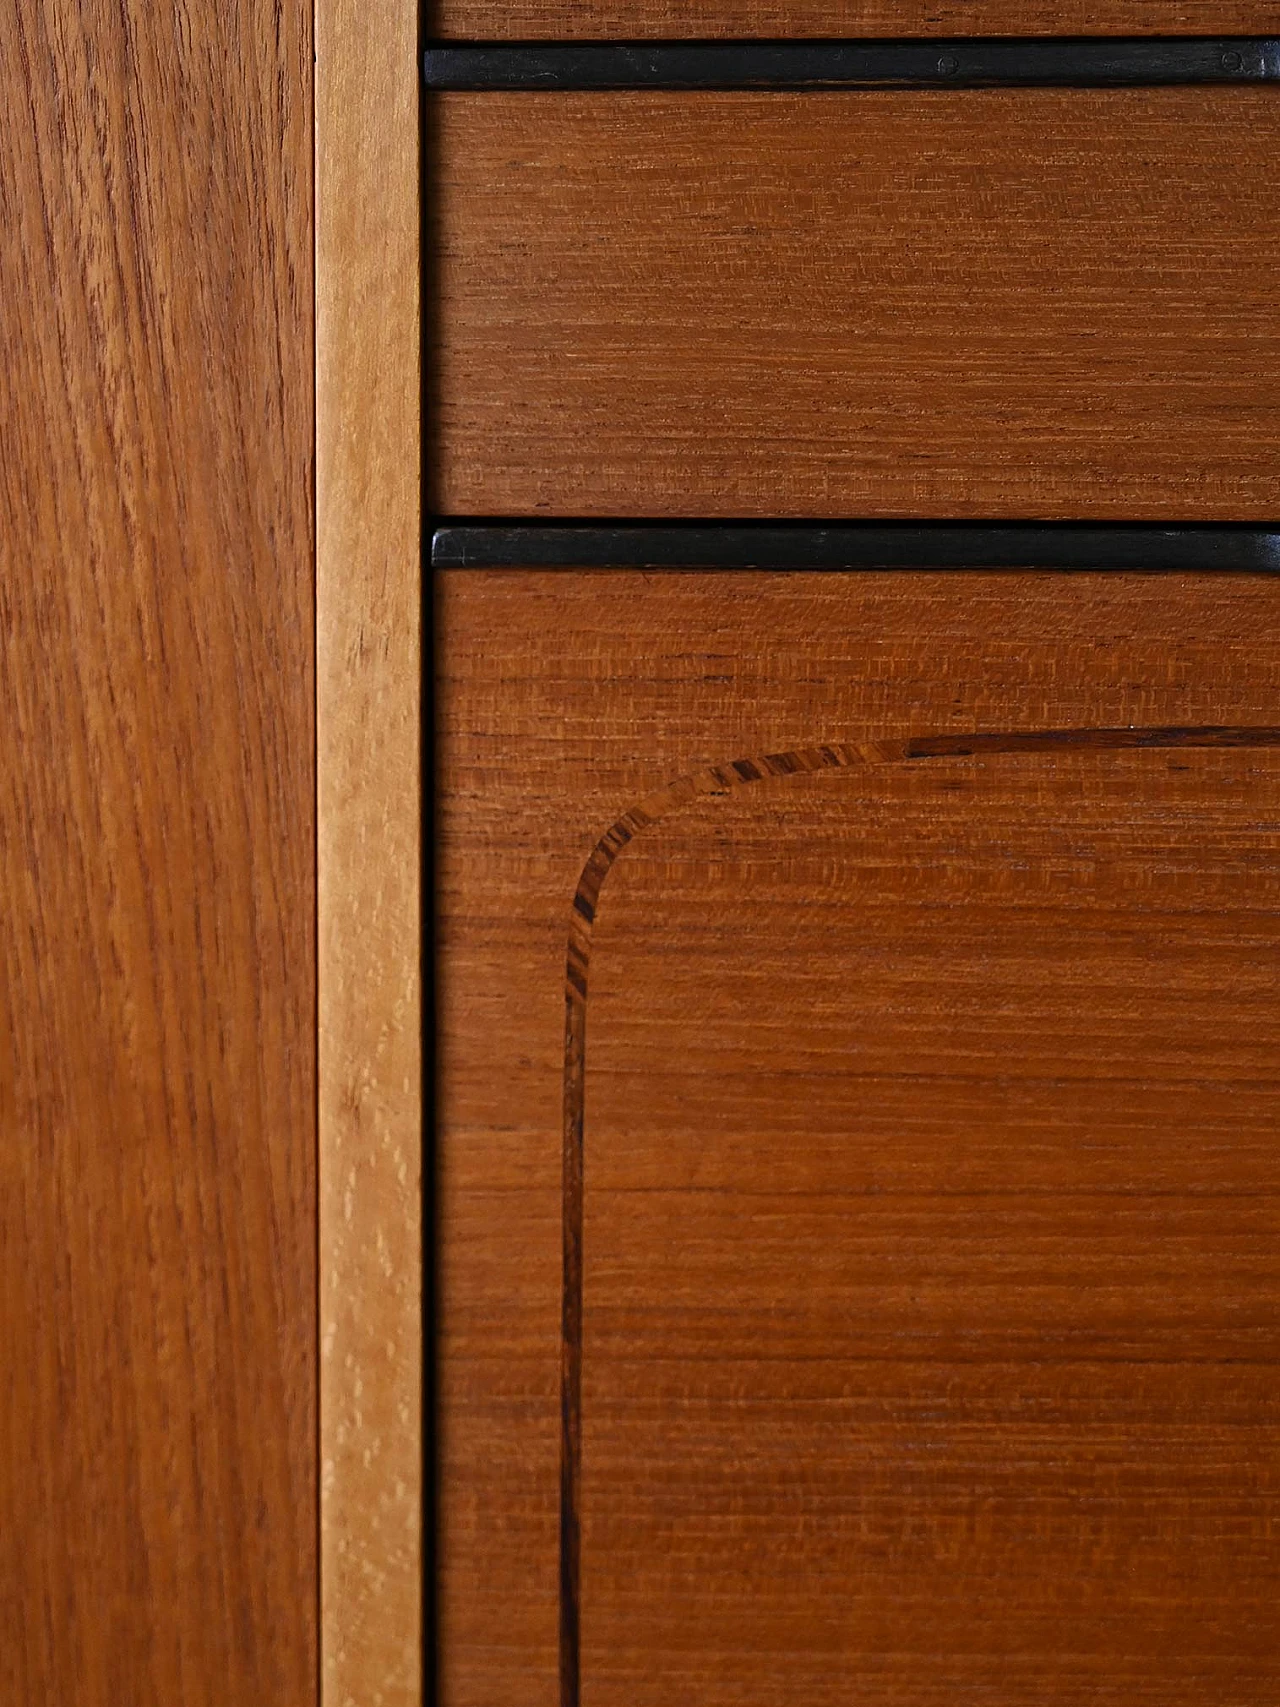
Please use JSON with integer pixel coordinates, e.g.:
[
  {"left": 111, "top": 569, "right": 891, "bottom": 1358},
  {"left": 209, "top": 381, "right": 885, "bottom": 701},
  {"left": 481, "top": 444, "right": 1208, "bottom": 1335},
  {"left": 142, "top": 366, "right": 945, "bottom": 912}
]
[
  {"left": 581, "top": 750, "right": 1280, "bottom": 1704},
  {"left": 432, "top": 91, "right": 1280, "bottom": 521},
  {"left": 438, "top": 569, "right": 1280, "bottom": 1705}
]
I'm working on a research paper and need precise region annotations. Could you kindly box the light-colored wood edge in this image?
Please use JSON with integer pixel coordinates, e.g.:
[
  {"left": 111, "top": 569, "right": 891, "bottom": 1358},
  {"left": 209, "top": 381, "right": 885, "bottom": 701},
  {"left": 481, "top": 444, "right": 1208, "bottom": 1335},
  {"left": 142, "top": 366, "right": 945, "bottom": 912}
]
[{"left": 317, "top": 0, "right": 422, "bottom": 1700}]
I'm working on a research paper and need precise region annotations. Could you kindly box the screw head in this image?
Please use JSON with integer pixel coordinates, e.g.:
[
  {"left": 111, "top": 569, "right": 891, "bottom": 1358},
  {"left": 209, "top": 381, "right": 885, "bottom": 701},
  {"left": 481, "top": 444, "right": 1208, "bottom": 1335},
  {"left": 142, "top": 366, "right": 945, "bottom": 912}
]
[
  {"left": 936, "top": 53, "right": 959, "bottom": 75},
  {"left": 1222, "top": 49, "right": 1244, "bottom": 72}
]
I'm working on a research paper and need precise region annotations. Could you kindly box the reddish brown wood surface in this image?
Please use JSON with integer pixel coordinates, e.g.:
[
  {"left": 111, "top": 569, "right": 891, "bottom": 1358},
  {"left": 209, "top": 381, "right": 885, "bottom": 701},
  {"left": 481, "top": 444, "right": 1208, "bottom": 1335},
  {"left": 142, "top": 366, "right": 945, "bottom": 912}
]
[
  {"left": 0, "top": 5, "right": 316, "bottom": 1704},
  {"left": 579, "top": 741, "right": 1280, "bottom": 1705},
  {"left": 432, "top": 91, "right": 1280, "bottom": 521},
  {"left": 434, "top": 0, "right": 1276, "bottom": 39},
  {"left": 438, "top": 570, "right": 1280, "bottom": 1707}
]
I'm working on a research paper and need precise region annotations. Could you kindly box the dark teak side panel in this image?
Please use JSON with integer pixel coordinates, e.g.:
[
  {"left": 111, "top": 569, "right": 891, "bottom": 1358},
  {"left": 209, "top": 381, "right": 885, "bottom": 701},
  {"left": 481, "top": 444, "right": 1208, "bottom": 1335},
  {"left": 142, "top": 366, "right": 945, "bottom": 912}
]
[{"left": 0, "top": 6, "right": 315, "bottom": 1704}]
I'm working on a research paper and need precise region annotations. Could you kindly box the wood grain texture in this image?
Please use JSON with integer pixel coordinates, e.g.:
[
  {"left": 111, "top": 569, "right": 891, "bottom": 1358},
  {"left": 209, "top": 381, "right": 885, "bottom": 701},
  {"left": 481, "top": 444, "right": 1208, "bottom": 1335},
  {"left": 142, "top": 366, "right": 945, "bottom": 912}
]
[
  {"left": 317, "top": 0, "right": 423, "bottom": 1701},
  {"left": 437, "top": 570, "right": 1280, "bottom": 1707},
  {"left": 432, "top": 90, "right": 1280, "bottom": 521},
  {"left": 434, "top": 0, "right": 1278, "bottom": 39},
  {"left": 0, "top": 4, "right": 315, "bottom": 1705},
  {"left": 576, "top": 737, "right": 1280, "bottom": 1706}
]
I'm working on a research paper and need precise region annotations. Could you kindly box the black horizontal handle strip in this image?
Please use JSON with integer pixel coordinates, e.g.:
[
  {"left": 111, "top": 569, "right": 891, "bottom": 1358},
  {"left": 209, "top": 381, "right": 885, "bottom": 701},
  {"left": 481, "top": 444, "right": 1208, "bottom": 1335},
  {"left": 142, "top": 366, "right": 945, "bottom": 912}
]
[
  {"left": 431, "top": 524, "right": 1280, "bottom": 572},
  {"left": 423, "top": 37, "right": 1280, "bottom": 90}
]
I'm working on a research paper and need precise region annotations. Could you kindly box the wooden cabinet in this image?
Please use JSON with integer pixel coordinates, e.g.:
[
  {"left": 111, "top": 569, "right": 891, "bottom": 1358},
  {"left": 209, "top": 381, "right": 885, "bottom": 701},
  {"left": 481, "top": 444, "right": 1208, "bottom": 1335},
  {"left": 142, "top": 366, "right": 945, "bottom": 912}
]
[
  {"left": 14, "top": 5, "right": 1280, "bottom": 1701},
  {"left": 428, "top": 12, "right": 1280, "bottom": 1707}
]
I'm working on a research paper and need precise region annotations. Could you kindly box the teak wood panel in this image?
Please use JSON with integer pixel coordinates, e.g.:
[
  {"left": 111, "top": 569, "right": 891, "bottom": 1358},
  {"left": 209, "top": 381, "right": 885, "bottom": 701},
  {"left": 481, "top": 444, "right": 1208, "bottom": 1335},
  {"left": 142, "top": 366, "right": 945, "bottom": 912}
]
[
  {"left": 575, "top": 745, "right": 1280, "bottom": 1705},
  {"left": 438, "top": 570, "right": 1280, "bottom": 1707},
  {"left": 434, "top": 0, "right": 1276, "bottom": 39},
  {"left": 432, "top": 90, "right": 1280, "bottom": 521},
  {"left": 0, "top": 4, "right": 315, "bottom": 1705}
]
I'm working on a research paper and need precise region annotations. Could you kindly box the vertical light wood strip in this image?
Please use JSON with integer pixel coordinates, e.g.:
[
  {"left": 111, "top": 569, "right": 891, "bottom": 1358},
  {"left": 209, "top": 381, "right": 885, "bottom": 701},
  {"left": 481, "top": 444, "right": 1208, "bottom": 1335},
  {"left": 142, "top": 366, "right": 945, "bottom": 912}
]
[{"left": 317, "top": 0, "right": 422, "bottom": 1701}]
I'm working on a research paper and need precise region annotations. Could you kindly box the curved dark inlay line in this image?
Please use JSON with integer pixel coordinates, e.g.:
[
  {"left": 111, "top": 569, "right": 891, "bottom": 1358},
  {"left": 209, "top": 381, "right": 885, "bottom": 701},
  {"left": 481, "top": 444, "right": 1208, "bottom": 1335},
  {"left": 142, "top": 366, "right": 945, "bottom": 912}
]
[
  {"left": 432, "top": 524, "right": 1280, "bottom": 573},
  {"left": 559, "top": 724, "right": 1280, "bottom": 1707},
  {"left": 424, "top": 37, "right": 1280, "bottom": 92}
]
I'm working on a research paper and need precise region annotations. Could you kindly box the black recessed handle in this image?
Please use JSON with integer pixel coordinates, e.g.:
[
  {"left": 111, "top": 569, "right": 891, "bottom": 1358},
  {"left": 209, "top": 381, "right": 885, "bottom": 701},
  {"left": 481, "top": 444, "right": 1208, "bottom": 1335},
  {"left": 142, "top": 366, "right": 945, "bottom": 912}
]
[
  {"left": 422, "top": 37, "right": 1280, "bottom": 91},
  {"left": 430, "top": 523, "right": 1280, "bottom": 572}
]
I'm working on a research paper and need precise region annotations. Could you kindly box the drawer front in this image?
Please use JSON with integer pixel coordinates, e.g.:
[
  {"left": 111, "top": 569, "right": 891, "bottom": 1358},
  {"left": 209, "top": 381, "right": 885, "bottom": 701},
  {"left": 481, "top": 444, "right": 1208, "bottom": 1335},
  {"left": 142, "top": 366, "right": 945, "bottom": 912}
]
[
  {"left": 432, "top": 89, "right": 1280, "bottom": 520},
  {"left": 438, "top": 569, "right": 1280, "bottom": 1707}
]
